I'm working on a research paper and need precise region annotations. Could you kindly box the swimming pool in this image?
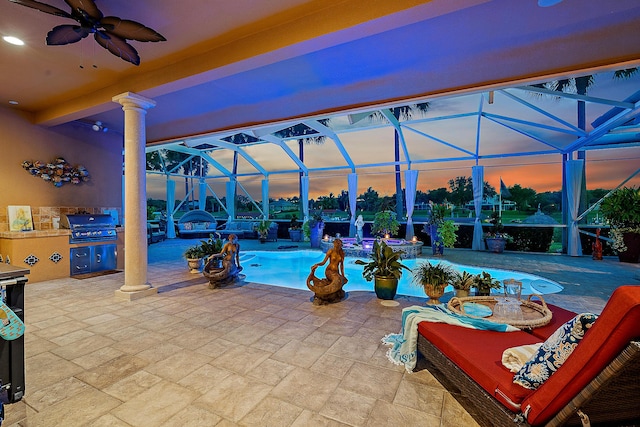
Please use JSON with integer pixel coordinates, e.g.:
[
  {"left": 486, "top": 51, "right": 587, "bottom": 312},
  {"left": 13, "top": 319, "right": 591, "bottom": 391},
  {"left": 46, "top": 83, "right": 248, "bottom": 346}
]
[{"left": 240, "top": 250, "right": 563, "bottom": 298}]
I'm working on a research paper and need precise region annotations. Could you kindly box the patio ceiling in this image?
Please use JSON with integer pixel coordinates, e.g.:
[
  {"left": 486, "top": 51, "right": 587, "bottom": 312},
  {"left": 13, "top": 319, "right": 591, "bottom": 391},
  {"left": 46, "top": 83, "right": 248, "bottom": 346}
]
[{"left": 3, "top": 0, "right": 640, "bottom": 145}]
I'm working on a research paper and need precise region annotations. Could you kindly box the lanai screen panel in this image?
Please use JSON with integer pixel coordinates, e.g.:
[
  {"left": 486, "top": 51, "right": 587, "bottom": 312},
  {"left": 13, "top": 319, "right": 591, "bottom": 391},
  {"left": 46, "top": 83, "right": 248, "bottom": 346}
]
[
  {"left": 240, "top": 142, "right": 301, "bottom": 174},
  {"left": 404, "top": 115, "right": 479, "bottom": 162},
  {"left": 282, "top": 137, "right": 346, "bottom": 171},
  {"left": 337, "top": 127, "right": 396, "bottom": 168}
]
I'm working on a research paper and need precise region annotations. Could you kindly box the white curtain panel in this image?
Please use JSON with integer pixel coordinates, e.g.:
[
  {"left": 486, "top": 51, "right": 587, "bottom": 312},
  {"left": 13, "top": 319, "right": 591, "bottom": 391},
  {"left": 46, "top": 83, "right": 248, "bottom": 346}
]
[
  {"left": 198, "top": 180, "right": 207, "bottom": 211},
  {"left": 262, "top": 179, "right": 269, "bottom": 220},
  {"left": 226, "top": 180, "right": 236, "bottom": 221},
  {"left": 567, "top": 159, "right": 584, "bottom": 257},
  {"left": 301, "top": 175, "right": 309, "bottom": 222},
  {"left": 166, "top": 178, "right": 176, "bottom": 239},
  {"left": 404, "top": 169, "right": 419, "bottom": 240},
  {"left": 348, "top": 173, "right": 358, "bottom": 237},
  {"left": 472, "top": 165, "right": 484, "bottom": 251}
]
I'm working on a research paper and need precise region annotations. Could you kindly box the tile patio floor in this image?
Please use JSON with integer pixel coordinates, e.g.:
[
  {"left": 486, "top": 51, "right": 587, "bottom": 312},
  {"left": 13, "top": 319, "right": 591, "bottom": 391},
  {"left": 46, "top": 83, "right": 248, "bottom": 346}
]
[{"left": 3, "top": 237, "right": 639, "bottom": 426}]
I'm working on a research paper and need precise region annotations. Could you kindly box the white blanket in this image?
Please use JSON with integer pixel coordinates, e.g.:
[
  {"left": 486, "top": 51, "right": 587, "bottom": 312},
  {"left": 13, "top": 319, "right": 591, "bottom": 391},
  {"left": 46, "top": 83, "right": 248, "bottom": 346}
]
[
  {"left": 382, "top": 304, "right": 520, "bottom": 372},
  {"left": 501, "top": 343, "right": 542, "bottom": 372}
]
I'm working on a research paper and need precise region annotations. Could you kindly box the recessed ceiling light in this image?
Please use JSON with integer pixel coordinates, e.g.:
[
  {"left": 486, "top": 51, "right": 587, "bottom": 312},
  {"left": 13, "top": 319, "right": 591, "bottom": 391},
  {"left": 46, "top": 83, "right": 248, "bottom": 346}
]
[
  {"left": 3, "top": 36, "right": 25, "bottom": 46},
  {"left": 8, "top": 100, "right": 19, "bottom": 105},
  {"left": 538, "top": 0, "right": 563, "bottom": 6}
]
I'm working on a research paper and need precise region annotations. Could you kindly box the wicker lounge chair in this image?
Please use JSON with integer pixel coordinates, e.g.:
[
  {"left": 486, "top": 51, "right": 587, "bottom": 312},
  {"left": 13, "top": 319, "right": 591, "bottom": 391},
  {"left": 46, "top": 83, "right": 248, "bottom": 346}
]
[{"left": 414, "top": 286, "right": 640, "bottom": 426}]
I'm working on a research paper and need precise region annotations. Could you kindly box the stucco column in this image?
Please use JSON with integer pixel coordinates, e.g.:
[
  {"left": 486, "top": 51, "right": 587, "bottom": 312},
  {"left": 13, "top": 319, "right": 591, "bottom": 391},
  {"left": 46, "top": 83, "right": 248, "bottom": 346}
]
[{"left": 112, "top": 92, "right": 158, "bottom": 300}]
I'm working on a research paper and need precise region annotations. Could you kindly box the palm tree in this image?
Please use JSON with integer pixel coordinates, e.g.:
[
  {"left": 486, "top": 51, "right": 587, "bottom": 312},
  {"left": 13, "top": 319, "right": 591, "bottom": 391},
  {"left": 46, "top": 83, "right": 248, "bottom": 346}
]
[
  {"left": 365, "top": 103, "right": 430, "bottom": 219},
  {"left": 274, "top": 120, "right": 331, "bottom": 218}
]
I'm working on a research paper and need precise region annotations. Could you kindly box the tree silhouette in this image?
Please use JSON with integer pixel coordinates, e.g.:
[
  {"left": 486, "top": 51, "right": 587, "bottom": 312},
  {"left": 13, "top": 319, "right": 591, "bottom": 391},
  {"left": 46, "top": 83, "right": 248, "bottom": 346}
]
[{"left": 364, "top": 104, "right": 430, "bottom": 219}]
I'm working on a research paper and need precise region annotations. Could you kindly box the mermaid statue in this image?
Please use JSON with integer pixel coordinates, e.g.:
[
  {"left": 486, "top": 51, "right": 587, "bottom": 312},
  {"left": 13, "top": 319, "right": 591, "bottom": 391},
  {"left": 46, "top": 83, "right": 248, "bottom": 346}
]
[
  {"left": 306, "top": 238, "right": 348, "bottom": 304},
  {"left": 203, "top": 234, "right": 243, "bottom": 288}
]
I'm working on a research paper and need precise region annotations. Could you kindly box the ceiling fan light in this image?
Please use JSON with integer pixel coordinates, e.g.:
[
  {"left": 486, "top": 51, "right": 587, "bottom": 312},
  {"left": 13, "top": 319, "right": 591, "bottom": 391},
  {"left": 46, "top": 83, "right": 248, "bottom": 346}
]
[{"left": 3, "top": 36, "right": 25, "bottom": 46}]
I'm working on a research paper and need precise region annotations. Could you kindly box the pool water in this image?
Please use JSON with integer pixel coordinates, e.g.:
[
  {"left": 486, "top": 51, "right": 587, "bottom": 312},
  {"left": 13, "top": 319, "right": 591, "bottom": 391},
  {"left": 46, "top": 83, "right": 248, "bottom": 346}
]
[{"left": 240, "top": 250, "right": 563, "bottom": 298}]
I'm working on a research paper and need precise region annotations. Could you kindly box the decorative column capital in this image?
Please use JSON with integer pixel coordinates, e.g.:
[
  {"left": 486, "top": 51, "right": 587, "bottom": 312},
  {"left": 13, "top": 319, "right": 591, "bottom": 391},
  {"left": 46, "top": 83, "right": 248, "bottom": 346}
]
[{"left": 112, "top": 92, "right": 156, "bottom": 110}]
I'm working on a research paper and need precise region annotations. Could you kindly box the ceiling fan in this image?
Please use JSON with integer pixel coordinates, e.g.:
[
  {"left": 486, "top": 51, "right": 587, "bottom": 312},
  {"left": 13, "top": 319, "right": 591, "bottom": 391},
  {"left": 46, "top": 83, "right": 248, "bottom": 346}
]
[{"left": 8, "top": 0, "right": 166, "bottom": 65}]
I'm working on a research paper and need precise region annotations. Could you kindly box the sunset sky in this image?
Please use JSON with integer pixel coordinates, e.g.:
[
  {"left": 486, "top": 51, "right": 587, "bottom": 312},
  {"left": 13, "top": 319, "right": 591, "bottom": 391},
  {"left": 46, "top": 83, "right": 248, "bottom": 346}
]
[{"left": 147, "top": 71, "right": 640, "bottom": 202}]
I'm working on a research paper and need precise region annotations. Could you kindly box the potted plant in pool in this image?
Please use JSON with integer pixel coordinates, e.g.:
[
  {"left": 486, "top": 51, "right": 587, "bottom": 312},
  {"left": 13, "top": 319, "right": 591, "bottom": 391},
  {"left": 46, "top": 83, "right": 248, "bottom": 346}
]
[
  {"left": 371, "top": 210, "right": 400, "bottom": 237},
  {"left": 412, "top": 261, "right": 454, "bottom": 305},
  {"left": 257, "top": 220, "right": 272, "bottom": 243},
  {"left": 600, "top": 186, "right": 640, "bottom": 263},
  {"left": 354, "top": 240, "right": 411, "bottom": 300},
  {"left": 288, "top": 215, "right": 302, "bottom": 242},
  {"left": 184, "top": 245, "right": 204, "bottom": 273},
  {"left": 308, "top": 211, "right": 324, "bottom": 248},
  {"left": 451, "top": 270, "right": 475, "bottom": 298},
  {"left": 473, "top": 271, "right": 501, "bottom": 296},
  {"left": 484, "top": 212, "right": 511, "bottom": 253}
]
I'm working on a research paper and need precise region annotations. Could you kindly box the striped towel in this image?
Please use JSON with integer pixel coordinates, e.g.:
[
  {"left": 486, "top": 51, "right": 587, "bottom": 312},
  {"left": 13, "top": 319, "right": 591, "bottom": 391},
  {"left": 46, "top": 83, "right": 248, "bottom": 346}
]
[
  {"left": 382, "top": 304, "right": 519, "bottom": 372},
  {"left": 502, "top": 344, "right": 542, "bottom": 372}
]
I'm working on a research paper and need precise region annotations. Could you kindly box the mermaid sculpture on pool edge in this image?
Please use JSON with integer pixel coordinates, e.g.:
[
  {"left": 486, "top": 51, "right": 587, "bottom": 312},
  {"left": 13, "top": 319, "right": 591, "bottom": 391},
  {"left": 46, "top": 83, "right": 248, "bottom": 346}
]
[
  {"left": 203, "top": 234, "right": 243, "bottom": 288},
  {"left": 306, "top": 238, "right": 348, "bottom": 304}
]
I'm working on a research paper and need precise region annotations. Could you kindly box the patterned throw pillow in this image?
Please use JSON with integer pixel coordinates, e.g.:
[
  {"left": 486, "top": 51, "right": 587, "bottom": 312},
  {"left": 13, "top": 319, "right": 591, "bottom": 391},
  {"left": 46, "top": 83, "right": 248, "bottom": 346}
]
[
  {"left": 513, "top": 313, "right": 598, "bottom": 390},
  {"left": 183, "top": 222, "right": 193, "bottom": 230}
]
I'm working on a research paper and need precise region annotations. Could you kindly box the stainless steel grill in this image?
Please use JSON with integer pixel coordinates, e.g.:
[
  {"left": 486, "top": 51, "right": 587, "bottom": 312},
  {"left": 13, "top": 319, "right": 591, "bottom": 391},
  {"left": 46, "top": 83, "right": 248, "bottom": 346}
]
[
  {"left": 60, "top": 214, "right": 117, "bottom": 243},
  {"left": 61, "top": 214, "right": 118, "bottom": 276}
]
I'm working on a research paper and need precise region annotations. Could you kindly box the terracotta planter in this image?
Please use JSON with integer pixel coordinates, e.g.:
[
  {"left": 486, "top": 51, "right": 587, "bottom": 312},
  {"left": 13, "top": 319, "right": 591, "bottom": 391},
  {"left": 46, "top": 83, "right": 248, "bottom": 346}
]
[
  {"left": 485, "top": 237, "right": 506, "bottom": 253},
  {"left": 476, "top": 287, "right": 491, "bottom": 296},
  {"left": 455, "top": 289, "right": 470, "bottom": 298},
  {"left": 423, "top": 283, "right": 446, "bottom": 305},
  {"left": 374, "top": 275, "right": 399, "bottom": 300},
  {"left": 618, "top": 232, "right": 640, "bottom": 263}
]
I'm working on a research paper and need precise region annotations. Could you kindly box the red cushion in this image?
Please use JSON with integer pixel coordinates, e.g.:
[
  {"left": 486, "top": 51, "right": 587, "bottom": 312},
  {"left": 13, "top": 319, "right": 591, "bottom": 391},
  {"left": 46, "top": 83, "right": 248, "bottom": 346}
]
[
  {"left": 528, "top": 303, "right": 577, "bottom": 340},
  {"left": 417, "top": 322, "right": 540, "bottom": 411},
  {"left": 522, "top": 286, "right": 640, "bottom": 425}
]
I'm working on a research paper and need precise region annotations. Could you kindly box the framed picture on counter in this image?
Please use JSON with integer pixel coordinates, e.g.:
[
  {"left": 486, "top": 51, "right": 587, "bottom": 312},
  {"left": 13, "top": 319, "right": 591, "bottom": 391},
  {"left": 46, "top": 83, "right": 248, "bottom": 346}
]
[{"left": 8, "top": 205, "right": 34, "bottom": 231}]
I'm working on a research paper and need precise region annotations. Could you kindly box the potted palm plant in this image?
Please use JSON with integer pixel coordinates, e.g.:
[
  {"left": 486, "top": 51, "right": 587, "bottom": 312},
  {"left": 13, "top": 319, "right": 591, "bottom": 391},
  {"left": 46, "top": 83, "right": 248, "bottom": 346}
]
[
  {"left": 600, "top": 186, "right": 640, "bottom": 263},
  {"left": 184, "top": 245, "right": 204, "bottom": 273},
  {"left": 354, "top": 240, "right": 411, "bottom": 300},
  {"left": 412, "top": 261, "right": 454, "bottom": 304},
  {"left": 473, "top": 271, "right": 501, "bottom": 296},
  {"left": 257, "top": 220, "right": 272, "bottom": 243},
  {"left": 451, "top": 270, "right": 475, "bottom": 297}
]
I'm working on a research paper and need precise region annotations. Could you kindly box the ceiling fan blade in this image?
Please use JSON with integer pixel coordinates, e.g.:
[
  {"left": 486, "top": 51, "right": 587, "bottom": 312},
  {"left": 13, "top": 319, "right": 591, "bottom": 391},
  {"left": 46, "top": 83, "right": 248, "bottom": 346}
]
[
  {"left": 46, "top": 24, "right": 89, "bottom": 45},
  {"left": 8, "top": 0, "right": 73, "bottom": 19},
  {"left": 94, "top": 31, "right": 140, "bottom": 65},
  {"left": 101, "top": 17, "right": 166, "bottom": 42},
  {"left": 65, "top": 0, "right": 102, "bottom": 21}
]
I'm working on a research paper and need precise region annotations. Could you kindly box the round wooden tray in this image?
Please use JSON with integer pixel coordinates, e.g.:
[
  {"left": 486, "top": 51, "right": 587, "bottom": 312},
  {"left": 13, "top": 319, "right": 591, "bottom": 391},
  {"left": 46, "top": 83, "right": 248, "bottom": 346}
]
[{"left": 447, "top": 294, "right": 552, "bottom": 329}]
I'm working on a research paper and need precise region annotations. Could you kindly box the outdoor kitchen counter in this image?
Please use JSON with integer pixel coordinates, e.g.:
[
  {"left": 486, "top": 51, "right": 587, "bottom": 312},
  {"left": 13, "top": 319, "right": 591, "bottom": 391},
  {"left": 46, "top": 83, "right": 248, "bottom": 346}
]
[
  {"left": 0, "top": 229, "right": 72, "bottom": 239},
  {"left": 0, "top": 228, "right": 123, "bottom": 283}
]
